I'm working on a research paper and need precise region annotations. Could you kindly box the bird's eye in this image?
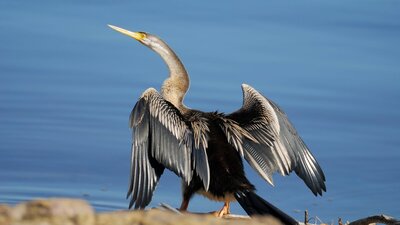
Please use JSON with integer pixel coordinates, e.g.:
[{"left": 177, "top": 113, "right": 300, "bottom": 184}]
[{"left": 138, "top": 32, "right": 147, "bottom": 39}]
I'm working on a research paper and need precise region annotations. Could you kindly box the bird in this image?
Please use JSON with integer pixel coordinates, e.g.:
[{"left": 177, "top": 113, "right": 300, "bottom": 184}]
[{"left": 108, "top": 24, "right": 326, "bottom": 224}]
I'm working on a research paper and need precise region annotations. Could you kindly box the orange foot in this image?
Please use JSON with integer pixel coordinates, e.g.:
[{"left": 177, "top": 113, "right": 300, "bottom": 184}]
[{"left": 212, "top": 202, "right": 230, "bottom": 218}]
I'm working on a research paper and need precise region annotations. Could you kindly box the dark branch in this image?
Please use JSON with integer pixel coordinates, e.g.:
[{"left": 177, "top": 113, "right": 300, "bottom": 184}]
[{"left": 348, "top": 214, "right": 400, "bottom": 225}]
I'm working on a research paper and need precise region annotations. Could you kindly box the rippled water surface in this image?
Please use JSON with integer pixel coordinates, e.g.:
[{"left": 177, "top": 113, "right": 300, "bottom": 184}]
[{"left": 1, "top": 1, "right": 399, "bottom": 222}]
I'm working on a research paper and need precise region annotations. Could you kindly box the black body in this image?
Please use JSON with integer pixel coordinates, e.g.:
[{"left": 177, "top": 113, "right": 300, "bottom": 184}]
[{"left": 182, "top": 111, "right": 255, "bottom": 202}]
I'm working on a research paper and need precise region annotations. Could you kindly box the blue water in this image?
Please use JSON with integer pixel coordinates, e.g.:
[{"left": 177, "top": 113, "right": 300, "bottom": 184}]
[{"left": 1, "top": 1, "right": 399, "bottom": 223}]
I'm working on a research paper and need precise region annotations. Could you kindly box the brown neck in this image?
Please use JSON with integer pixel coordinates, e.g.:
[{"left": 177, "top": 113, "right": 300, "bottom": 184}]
[{"left": 151, "top": 38, "right": 190, "bottom": 111}]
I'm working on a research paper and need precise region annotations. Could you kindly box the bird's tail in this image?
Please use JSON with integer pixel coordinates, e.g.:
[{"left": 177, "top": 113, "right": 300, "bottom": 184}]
[{"left": 235, "top": 190, "right": 298, "bottom": 225}]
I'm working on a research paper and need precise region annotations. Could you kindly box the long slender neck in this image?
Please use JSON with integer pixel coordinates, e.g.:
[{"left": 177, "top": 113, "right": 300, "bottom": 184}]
[{"left": 152, "top": 40, "right": 190, "bottom": 112}]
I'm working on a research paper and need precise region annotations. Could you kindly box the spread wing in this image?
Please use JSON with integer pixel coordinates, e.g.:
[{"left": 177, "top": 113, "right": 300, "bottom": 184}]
[
  {"left": 127, "top": 88, "right": 209, "bottom": 209},
  {"left": 226, "top": 84, "right": 326, "bottom": 196}
]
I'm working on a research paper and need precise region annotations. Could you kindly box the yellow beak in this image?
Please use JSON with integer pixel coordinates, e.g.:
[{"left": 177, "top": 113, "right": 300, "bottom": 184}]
[{"left": 108, "top": 24, "right": 146, "bottom": 41}]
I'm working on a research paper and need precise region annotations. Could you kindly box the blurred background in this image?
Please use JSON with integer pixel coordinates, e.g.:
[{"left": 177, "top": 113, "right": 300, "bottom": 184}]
[{"left": 0, "top": 1, "right": 399, "bottom": 223}]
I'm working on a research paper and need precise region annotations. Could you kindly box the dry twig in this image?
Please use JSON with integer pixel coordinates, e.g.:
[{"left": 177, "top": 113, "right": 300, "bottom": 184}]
[{"left": 348, "top": 214, "right": 400, "bottom": 225}]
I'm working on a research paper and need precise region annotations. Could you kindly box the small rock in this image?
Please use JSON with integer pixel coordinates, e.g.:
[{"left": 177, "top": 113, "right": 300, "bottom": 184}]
[
  {"left": 11, "top": 198, "right": 95, "bottom": 225},
  {"left": 0, "top": 204, "right": 12, "bottom": 225}
]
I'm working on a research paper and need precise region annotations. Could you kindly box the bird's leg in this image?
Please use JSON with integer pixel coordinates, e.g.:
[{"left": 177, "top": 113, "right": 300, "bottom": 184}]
[
  {"left": 213, "top": 201, "right": 231, "bottom": 217},
  {"left": 179, "top": 198, "right": 189, "bottom": 211},
  {"left": 179, "top": 184, "right": 195, "bottom": 212}
]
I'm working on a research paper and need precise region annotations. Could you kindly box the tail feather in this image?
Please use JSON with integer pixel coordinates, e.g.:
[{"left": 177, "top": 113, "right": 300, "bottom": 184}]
[{"left": 235, "top": 190, "right": 298, "bottom": 225}]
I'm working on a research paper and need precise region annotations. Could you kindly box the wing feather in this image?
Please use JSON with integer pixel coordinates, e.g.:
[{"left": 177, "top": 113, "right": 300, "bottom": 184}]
[
  {"left": 127, "top": 88, "right": 192, "bottom": 209},
  {"left": 226, "top": 84, "right": 326, "bottom": 196},
  {"left": 189, "top": 114, "right": 210, "bottom": 190},
  {"left": 127, "top": 88, "right": 210, "bottom": 209}
]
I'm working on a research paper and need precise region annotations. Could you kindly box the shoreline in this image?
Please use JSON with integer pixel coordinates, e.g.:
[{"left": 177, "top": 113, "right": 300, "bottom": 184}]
[{"left": 0, "top": 198, "right": 282, "bottom": 225}]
